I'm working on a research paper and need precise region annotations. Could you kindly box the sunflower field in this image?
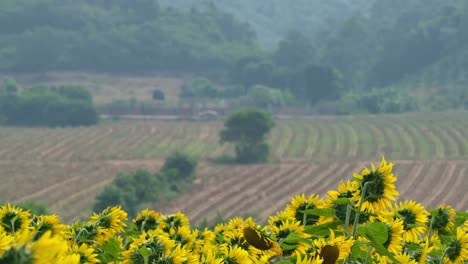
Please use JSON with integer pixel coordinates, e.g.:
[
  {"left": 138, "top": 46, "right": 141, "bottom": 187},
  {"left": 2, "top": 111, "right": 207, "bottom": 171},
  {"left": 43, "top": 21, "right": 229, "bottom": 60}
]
[{"left": 0, "top": 158, "right": 467, "bottom": 263}]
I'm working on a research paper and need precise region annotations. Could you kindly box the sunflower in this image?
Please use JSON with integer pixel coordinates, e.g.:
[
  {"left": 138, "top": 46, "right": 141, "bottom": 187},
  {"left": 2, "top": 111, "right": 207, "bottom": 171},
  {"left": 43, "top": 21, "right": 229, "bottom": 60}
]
[
  {"left": 0, "top": 203, "right": 31, "bottom": 235},
  {"left": 443, "top": 226, "right": 468, "bottom": 264},
  {"left": 392, "top": 201, "right": 429, "bottom": 243},
  {"left": 268, "top": 210, "right": 291, "bottom": 228},
  {"left": 325, "top": 180, "right": 369, "bottom": 228},
  {"left": 133, "top": 209, "right": 163, "bottom": 233},
  {"left": 122, "top": 232, "right": 176, "bottom": 264},
  {"left": 295, "top": 254, "right": 324, "bottom": 264},
  {"left": 243, "top": 224, "right": 282, "bottom": 256},
  {"left": 379, "top": 252, "right": 418, "bottom": 264},
  {"left": 219, "top": 244, "right": 252, "bottom": 264},
  {"left": 223, "top": 227, "right": 250, "bottom": 251},
  {"left": 70, "top": 243, "right": 99, "bottom": 264},
  {"left": 31, "top": 231, "right": 69, "bottom": 264},
  {"left": 311, "top": 229, "right": 354, "bottom": 262},
  {"left": 411, "top": 238, "right": 435, "bottom": 264},
  {"left": 372, "top": 216, "right": 404, "bottom": 255},
  {"left": 200, "top": 250, "right": 224, "bottom": 264},
  {"left": 161, "top": 212, "right": 190, "bottom": 232},
  {"left": 32, "top": 214, "right": 67, "bottom": 239},
  {"left": 193, "top": 228, "right": 216, "bottom": 253},
  {"left": 269, "top": 219, "right": 310, "bottom": 256},
  {"left": 0, "top": 230, "right": 69, "bottom": 264},
  {"left": 428, "top": 205, "right": 456, "bottom": 235},
  {"left": 351, "top": 157, "right": 399, "bottom": 213},
  {"left": 88, "top": 205, "right": 127, "bottom": 242},
  {"left": 285, "top": 194, "right": 326, "bottom": 226},
  {"left": 0, "top": 232, "right": 13, "bottom": 255},
  {"left": 169, "top": 225, "right": 197, "bottom": 248},
  {"left": 58, "top": 253, "right": 80, "bottom": 264}
]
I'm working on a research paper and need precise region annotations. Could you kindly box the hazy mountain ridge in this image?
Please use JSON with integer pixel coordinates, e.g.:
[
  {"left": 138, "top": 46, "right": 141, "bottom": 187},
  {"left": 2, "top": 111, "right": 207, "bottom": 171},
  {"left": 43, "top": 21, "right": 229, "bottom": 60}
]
[{"left": 159, "top": 0, "right": 374, "bottom": 48}]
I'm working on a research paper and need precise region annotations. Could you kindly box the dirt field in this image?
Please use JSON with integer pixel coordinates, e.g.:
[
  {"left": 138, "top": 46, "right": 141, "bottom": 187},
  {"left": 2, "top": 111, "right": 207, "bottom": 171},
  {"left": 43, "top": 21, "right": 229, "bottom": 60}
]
[
  {"left": 4, "top": 72, "right": 184, "bottom": 105},
  {"left": 0, "top": 112, "right": 467, "bottom": 223}
]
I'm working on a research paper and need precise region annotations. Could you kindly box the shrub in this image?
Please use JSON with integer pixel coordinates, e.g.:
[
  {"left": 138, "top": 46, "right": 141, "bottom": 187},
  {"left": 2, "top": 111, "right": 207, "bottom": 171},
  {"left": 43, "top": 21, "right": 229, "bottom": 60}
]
[
  {"left": 161, "top": 152, "right": 197, "bottom": 181},
  {"left": 220, "top": 108, "right": 274, "bottom": 163},
  {"left": 0, "top": 85, "right": 98, "bottom": 127},
  {"left": 152, "top": 89, "right": 165, "bottom": 100}
]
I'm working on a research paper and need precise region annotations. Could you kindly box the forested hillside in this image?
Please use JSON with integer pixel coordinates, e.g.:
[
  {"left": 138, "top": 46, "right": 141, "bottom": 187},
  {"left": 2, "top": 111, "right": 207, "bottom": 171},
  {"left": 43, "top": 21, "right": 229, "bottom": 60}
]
[
  {"left": 0, "top": 0, "right": 258, "bottom": 75},
  {"left": 1, "top": 0, "right": 468, "bottom": 113},
  {"left": 158, "top": 0, "right": 374, "bottom": 48}
]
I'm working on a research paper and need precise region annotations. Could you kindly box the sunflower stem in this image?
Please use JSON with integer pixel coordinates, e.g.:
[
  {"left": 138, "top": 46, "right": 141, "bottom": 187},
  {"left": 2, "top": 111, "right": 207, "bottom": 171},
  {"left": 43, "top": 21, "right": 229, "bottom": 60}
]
[
  {"left": 10, "top": 219, "right": 15, "bottom": 235},
  {"left": 352, "top": 181, "right": 373, "bottom": 239},
  {"left": 364, "top": 245, "right": 372, "bottom": 264},
  {"left": 427, "top": 214, "right": 435, "bottom": 247},
  {"left": 344, "top": 204, "right": 352, "bottom": 234},
  {"left": 439, "top": 247, "right": 449, "bottom": 264}
]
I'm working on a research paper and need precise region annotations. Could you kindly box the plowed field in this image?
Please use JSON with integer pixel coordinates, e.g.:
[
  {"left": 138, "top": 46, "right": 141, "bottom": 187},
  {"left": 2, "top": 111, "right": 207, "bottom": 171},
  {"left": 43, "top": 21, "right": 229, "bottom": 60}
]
[{"left": 0, "top": 112, "right": 467, "bottom": 223}]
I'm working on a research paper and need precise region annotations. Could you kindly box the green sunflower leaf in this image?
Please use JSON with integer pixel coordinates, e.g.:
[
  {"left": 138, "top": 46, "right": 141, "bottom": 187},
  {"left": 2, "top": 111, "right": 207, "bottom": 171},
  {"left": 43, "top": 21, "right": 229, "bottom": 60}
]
[
  {"left": 138, "top": 246, "right": 152, "bottom": 257},
  {"left": 357, "top": 222, "right": 388, "bottom": 245},
  {"left": 368, "top": 241, "right": 399, "bottom": 263},
  {"left": 283, "top": 233, "right": 312, "bottom": 245},
  {"left": 304, "top": 221, "right": 340, "bottom": 236},
  {"left": 333, "top": 198, "right": 351, "bottom": 205},
  {"left": 350, "top": 242, "right": 368, "bottom": 261},
  {"left": 280, "top": 242, "right": 299, "bottom": 250},
  {"left": 98, "top": 238, "right": 122, "bottom": 263},
  {"left": 300, "top": 208, "right": 336, "bottom": 217}
]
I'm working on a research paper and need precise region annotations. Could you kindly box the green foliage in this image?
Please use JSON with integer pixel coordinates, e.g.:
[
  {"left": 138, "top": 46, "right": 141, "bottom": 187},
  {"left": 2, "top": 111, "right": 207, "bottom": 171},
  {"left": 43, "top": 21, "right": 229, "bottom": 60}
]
[
  {"left": 273, "top": 31, "right": 316, "bottom": 70},
  {"left": 220, "top": 108, "right": 274, "bottom": 163},
  {"left": 180, "top": 77, "right": 219, "bottom": 98},
  {"left": 94, "top": 169, "right": 165, "bottom": 218},
  {"left": 152, "top": 89, "right": 165, "bottom": 101},
  {"left": 161, "top": 152, "right": 197, "bottom": 181},
  {"left": 94, "top": 153, "right": 197, "bottom": 218},
  {"left": 1, "top": 79, "right": 18, "bottom": 94},
  {"left": 0, "top": 85, "right": 97, "bottom": 127},
  {"left": 0, "top": 0, "right": 258, "bottom": 75},
  {"left": 15, "top": 201, "right": 50, "bottom": 216},
  {"left": 353, "top": 88, "right": 419, "bottom": 114},
  {"left": 242, "top": 85, "right": 295, "bottom": 108},
  {"left": 159, "top": 0, "right": 372, "bottom": 48}
]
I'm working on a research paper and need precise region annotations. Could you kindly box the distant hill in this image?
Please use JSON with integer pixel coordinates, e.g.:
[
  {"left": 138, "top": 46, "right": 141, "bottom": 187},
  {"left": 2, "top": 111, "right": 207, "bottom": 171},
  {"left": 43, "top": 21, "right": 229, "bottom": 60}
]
[
  {"left": 158, "top": 0, "right": 374, "bottom": 48},
  {"left": 0, "top": 0, "right": 258, "bottom": 75}
]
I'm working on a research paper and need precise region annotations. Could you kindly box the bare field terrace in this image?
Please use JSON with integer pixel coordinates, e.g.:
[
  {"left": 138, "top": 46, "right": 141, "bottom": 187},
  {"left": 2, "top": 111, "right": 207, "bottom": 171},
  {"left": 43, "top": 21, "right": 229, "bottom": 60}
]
[{"left": 0, "top": 112, "right": 467, "bottom": 222}]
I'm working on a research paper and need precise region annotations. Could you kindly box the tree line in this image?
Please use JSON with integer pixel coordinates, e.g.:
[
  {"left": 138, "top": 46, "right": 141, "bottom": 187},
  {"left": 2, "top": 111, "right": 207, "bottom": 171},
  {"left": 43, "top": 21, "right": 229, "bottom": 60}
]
[{"left": 0, "top": 81, "right": 98, "bottom": 126}]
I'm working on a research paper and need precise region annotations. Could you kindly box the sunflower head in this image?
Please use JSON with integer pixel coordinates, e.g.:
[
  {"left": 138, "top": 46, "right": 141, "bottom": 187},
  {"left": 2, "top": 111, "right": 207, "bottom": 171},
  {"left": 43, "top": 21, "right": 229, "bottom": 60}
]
[
  {"left": 70, "top": 243, "right": 99, "bottom": 264},
  {"left": 379, "top": 217, "right": 404, "bottom": 254},
  {"left": 325, "top": 180, "right": 369, "bottom": 228},
  {"left": 123, "top": 232, "right": 176, "bottom": 264},
  {"left": 161, "top": 212, "right": 189, "bottom": 232},
  {"left": 243, "top": 225, "right": 282, "bottom": 256},
  {"left": 0, "top": 204, "right": 31, "bottom": 235},
  {"left": 219, "top": 244, "right": 252, "bottom": 264},
  {"left": 285, "top": 194, "right": 325, "bottom": 226},
  {"left": 428, "top": 205, "right": 456, "bottom": 235},
  {"left": 133, "top": 209, "right": 163, "bottom": 233},
  {"left": 392, "top": 201, "right": 429, "bottom": 243},
  {"left": 31, "top": 214, "right": 67, "bottom": 240},
  {"left": 443, "top": 226, "right": 468, "bottom": 264},
  {"left": 352, "top": 157, "right": 399, "bottom": 213}
]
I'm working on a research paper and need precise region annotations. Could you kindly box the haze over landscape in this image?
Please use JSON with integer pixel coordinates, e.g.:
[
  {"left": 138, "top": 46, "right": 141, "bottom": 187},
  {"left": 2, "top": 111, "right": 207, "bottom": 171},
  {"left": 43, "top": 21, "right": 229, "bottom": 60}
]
[{"left": 0, "top": 1, "right": 467, "bottom": 263}]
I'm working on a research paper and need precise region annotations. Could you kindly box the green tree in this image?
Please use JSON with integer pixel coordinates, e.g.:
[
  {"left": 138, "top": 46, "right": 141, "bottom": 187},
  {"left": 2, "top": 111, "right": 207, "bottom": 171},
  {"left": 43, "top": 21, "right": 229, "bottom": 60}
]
[
  {"left": 152, "top": 89, "right": 165, "bottom": 100},
  {"left": 16, "top": 201, "right": 50, "bottom": 216},
  {"left": 161, "top": 152, "right": 197, "bottom": 181},
  {"left": 220, "top": 108, "right": 274, "bottom": 163},
  {"left": 273, "top": 31, "right": 316, "bottom": 70}
]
